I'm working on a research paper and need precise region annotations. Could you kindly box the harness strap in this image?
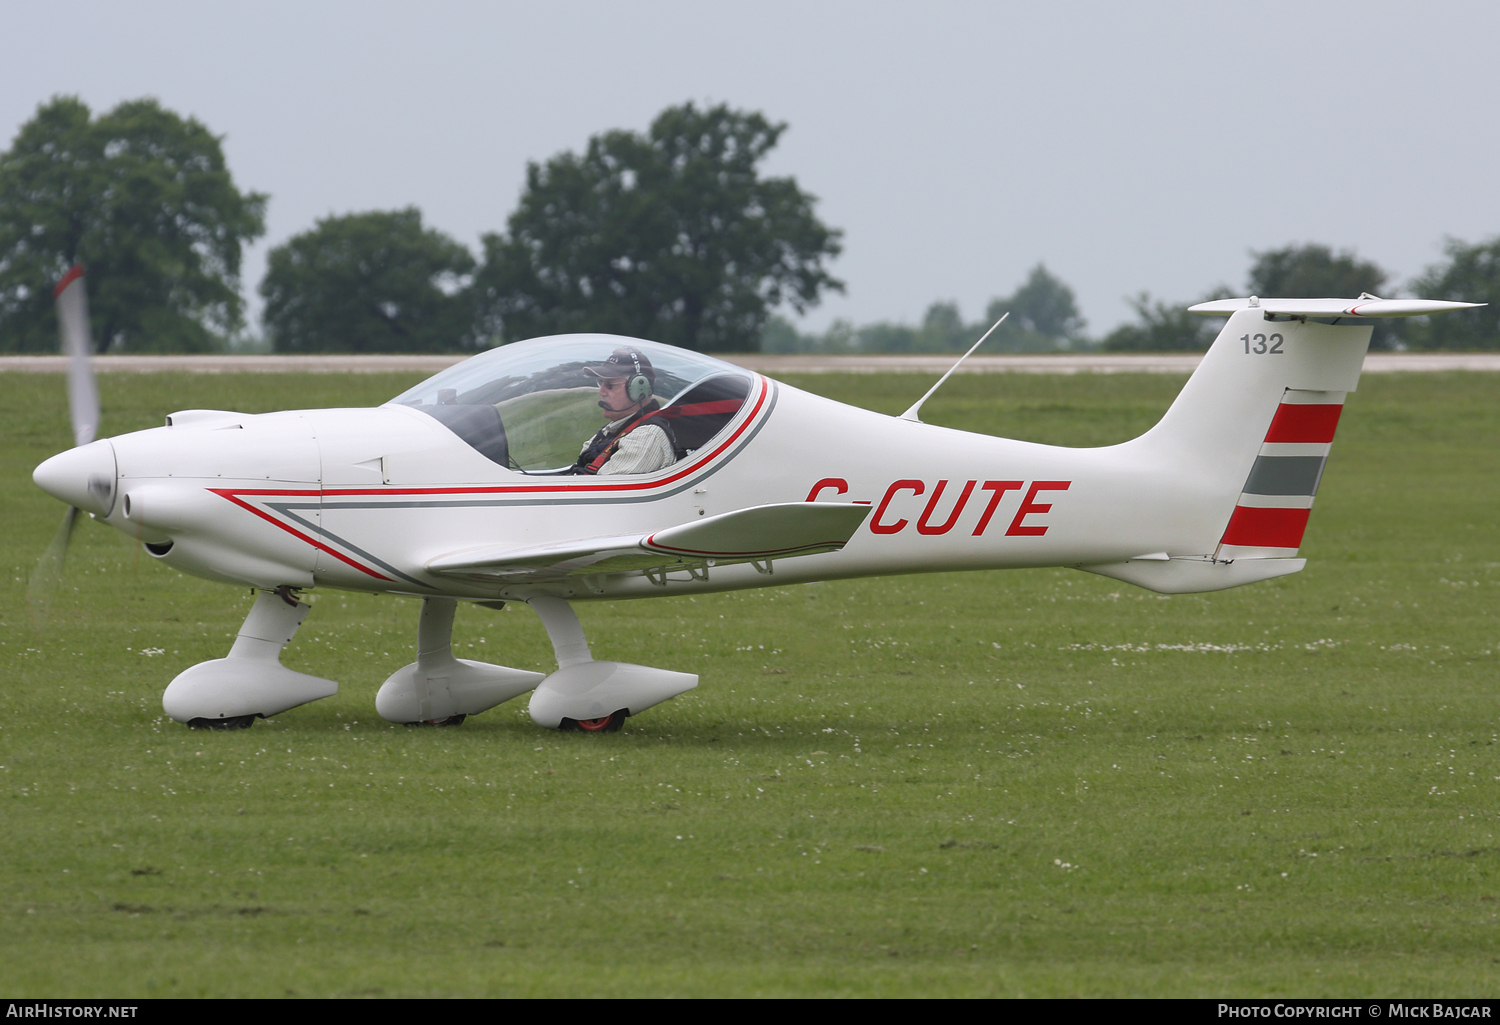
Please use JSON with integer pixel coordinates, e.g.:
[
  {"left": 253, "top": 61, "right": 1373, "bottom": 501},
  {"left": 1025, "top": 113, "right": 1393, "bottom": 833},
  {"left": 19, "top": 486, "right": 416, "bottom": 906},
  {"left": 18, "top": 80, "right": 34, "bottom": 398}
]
[
  {"left": 579, "top": 403, "right": 665, "bottom": 474},
  {"left": 576, "top": 397, "right": 744, "bottom": 473},
  {"left": 655, "top": 399, "right": 744, "bottom": 419}
]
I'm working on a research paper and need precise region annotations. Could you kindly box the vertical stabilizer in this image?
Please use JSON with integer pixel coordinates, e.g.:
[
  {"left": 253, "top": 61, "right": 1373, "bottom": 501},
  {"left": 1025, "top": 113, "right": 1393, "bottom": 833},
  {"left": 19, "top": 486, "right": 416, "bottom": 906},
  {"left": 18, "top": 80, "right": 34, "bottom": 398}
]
[
  {"left": 1134, "top": 308, "right": 1371, "bottom": 493},
  {"left": 1089, "top": 294, "right": 1480, "bottom": 592},
  {"left": 1126, "top": 309, "right": 1372, "bottom": 559},
  {"left": 1084, "top": 307, "right": 1372, "bottom": 592}
]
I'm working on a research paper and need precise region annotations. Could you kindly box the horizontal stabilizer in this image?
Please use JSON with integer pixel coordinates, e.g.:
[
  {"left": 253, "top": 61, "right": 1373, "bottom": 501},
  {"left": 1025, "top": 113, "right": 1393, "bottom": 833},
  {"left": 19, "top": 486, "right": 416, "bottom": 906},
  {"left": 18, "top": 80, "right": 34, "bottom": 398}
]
[
  {"left": 1078, "top": 556, "right": 1306, "bottom": 594},
  {"left": 1189, "top": 296, "right": 1483, "bottom": 319},
  {"left": 426, "top": 502, "right": 872, "bottom": 583}
]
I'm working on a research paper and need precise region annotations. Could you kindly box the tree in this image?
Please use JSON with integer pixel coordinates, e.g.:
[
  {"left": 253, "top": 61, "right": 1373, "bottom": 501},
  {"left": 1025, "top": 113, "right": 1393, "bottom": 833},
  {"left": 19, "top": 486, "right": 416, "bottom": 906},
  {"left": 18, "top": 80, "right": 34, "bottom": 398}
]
[
  {"left": 260, "top": 208, "right": 475, "bottom": 353},
  {"left": 0, "top": 96, "right": 266, "bottom": 353},
  {"left": 847, "top": 301, "right": 970, "bottom": 354},
  {"left": 980, "top": 264, "right": 1086, "bottom": 351},
  {"left": 1247, "top": 243, "right": 1397, "bottom": 349},
  {"left": 905, "top": 301, "right": 968, "bottom": 352},
  {"left": 991, "top": 263, "right": 1084, "bottom": 340},
  {"left": 1405, "top": 237, "right": 1500, "bottom": 350},
  {"left": 472, "top": 102, "right": 843, "bottom": 352},
  {"left": 1247, "top": 243, "right": 1387, "bottom": 299},
  {"left": 1101, "top": 292, "right": 1226, "bottom": 352}
]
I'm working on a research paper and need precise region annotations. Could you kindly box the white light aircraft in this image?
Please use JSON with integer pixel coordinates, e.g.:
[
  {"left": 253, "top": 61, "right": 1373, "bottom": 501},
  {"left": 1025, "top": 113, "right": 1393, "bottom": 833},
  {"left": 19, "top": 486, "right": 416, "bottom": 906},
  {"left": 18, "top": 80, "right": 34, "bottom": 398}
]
[{"left": 30, "top": 268, "right": 1481, "bottom": 732}]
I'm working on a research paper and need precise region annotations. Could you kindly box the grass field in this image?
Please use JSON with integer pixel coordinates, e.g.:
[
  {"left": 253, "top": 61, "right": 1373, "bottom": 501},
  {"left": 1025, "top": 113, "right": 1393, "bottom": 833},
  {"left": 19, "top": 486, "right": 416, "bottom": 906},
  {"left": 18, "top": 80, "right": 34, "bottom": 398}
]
[{"left": 2, "top": 368, "right": 1498, "bottom": 997}]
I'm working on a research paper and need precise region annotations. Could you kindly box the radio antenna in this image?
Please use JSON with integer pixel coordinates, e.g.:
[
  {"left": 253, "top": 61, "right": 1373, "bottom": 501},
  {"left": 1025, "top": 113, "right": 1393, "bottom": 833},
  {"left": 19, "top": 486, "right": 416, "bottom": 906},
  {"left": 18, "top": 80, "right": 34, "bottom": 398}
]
[{"left": 899, "top": 312, "right": 1008, "bottom": 423}]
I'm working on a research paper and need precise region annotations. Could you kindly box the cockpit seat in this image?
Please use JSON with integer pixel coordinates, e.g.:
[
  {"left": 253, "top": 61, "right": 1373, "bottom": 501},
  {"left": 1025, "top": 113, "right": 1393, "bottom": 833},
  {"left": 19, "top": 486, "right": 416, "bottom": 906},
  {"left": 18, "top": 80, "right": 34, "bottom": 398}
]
[{"left": 651, "top": 374, "right": 750, "bottom": 459}]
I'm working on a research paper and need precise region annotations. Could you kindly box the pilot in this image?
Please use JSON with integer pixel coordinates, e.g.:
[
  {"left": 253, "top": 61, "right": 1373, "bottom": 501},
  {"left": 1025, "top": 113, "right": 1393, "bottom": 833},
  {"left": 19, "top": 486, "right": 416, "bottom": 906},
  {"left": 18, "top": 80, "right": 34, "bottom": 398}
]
[{"left": 573, "top": 347, "right": 677, "bottom": 475}]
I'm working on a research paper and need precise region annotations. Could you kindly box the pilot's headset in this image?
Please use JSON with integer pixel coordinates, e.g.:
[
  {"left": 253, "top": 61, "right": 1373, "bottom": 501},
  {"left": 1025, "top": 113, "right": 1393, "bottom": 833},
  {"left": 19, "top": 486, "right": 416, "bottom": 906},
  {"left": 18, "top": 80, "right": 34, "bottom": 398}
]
[{"left": 623, "top": 350, "right": 653, "bottom": 404}]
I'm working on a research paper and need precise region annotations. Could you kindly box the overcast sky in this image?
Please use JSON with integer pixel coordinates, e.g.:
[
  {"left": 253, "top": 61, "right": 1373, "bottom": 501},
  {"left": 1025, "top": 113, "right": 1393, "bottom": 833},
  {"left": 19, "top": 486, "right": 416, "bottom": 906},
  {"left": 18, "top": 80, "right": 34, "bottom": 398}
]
[{"left": 3, "top": 0, "right": 1497, "bottom": 338}]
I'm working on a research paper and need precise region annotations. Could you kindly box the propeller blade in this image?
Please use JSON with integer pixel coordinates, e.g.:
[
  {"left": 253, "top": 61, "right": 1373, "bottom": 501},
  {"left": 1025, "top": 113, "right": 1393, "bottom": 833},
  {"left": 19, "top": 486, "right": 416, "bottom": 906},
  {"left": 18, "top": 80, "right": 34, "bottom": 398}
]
[
  {"left": 29, "top": 270, "right": 103, "bottom": 632},
  {"left": 54, "top": 266, "right": 100, "bottom": 448},
  {"left": 26, "top": 506, "right": 80, "bottom": 629}
]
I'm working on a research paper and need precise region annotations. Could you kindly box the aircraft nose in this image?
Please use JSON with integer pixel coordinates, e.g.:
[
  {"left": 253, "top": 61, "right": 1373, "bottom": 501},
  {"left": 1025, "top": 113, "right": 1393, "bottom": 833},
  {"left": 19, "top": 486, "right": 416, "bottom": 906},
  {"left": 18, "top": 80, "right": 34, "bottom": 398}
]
[{"left": 33, "top": 439, "right": 118, "bottom": 517}]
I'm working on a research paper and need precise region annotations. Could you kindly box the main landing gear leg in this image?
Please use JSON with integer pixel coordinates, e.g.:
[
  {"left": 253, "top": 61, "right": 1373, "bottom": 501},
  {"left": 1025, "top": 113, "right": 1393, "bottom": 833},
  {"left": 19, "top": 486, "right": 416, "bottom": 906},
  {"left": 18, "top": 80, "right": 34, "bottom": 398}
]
[
  {"left": 375, "top": 598, "right": 544, "bottom": 725},
  {"left": 525, "top": 596, "right": 698, "bottom": 732},
  {"left": 162, "top": 588, "right": 338, "bottom": 729}
]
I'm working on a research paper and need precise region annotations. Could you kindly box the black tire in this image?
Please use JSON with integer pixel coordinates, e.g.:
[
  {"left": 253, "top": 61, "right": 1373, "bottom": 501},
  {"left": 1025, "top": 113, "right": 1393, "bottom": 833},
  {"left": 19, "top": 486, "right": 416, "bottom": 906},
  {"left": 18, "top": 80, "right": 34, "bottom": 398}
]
[
  {"left": 187, "top": 714, "right": 256, "bottom": 730},
  {"left": 559, "top": 709, "right": 628, "bottom": 733}
]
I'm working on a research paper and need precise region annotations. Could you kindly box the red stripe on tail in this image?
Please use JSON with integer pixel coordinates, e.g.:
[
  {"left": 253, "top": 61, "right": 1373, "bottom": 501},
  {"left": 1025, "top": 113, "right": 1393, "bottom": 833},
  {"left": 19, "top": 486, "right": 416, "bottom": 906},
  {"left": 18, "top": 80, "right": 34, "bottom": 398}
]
[
  {"left": 1221, "top": 506, "right": 1311, "bottom": 549},
  {"left": 1264, "top": 403, "right": 1342, "bottom": 444}
]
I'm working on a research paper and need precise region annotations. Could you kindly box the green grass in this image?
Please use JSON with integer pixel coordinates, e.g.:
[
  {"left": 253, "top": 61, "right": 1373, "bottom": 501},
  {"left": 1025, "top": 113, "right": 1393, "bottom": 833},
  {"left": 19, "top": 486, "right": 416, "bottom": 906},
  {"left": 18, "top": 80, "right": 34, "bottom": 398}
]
[{"left": 2, "top": 369, "right": 1499, "bottom": 997}]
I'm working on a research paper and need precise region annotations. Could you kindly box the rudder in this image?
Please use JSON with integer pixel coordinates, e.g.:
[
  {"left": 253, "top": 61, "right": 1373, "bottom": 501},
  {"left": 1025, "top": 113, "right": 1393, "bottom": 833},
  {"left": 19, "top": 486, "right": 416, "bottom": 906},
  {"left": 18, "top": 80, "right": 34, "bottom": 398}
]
[{"left": 1216, "top": 387, "right": 1345, "bottom": 560}]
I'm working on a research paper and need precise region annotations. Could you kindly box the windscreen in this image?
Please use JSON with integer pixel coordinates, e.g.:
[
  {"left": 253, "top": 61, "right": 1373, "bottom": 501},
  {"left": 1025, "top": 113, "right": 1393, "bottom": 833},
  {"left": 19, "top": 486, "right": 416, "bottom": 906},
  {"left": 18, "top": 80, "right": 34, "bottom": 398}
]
[{"left": 386, "top": 334, "right": 755, "bottom": 472}]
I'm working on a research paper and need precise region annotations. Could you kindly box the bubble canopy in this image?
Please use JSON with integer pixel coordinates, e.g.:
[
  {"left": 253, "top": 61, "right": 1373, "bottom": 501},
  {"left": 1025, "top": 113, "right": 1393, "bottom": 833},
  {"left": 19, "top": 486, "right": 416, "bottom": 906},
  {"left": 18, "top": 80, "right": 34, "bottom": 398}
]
[{"left": 385, "top": 335, "right": 755, "bottom": 473}]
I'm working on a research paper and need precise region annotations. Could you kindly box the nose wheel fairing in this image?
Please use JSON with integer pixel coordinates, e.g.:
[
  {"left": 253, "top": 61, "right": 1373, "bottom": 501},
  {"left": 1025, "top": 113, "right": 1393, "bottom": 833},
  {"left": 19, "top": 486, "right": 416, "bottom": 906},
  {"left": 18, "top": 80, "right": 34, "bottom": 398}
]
[{"left": 162, "top": 590, "right": 337, "bottom": 725}]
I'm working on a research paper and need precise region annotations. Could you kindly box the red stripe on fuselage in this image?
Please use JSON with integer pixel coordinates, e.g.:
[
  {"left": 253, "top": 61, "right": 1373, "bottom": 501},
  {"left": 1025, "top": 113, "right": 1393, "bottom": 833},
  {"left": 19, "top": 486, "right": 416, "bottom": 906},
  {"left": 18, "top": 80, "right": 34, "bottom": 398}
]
[
  {"left": 210, "top": 489, "right": 392, "bottom": 580},
  {"left": 207, "top": 377, "right": 771, "bottom": 581}
]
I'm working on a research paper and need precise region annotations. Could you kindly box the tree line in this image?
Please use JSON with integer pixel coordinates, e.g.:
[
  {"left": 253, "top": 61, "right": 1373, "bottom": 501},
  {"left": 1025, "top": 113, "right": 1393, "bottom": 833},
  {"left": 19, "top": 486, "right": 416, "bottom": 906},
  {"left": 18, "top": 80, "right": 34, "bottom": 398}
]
[
  {"left": 1095, "top": 244, "right": 1492, "bottom": 352},
  {"left": 0, "top": 97, "right": 840, "bottom": 355},
  {"left": 764, "top": 263, "right": 1089, "bottom": 354},
  {"left": 2, "top": 95, "right": 1497, "bottom": 354},
  {"left": 773, "top": 243, "right": 1500, "bottom": 353}
]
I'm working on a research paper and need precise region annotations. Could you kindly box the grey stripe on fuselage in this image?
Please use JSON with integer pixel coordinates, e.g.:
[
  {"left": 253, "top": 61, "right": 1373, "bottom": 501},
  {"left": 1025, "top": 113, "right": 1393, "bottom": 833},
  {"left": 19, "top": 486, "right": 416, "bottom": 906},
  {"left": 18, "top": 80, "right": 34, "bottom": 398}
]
[{"left": 268, "top": 501, "right": 432, "bottom": 588}]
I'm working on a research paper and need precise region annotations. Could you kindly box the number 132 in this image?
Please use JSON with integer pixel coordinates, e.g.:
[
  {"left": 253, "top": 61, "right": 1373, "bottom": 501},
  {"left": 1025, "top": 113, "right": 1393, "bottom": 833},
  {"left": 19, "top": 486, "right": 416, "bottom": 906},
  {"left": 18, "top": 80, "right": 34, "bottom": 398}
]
[{"left": 1242, "top": 333, "right": 1284, "bottom": 354}]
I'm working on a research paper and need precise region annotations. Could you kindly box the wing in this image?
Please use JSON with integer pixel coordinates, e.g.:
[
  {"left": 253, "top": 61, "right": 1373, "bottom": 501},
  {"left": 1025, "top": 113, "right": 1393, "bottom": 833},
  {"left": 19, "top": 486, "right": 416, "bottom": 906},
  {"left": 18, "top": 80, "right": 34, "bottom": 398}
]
[{"left": 425, "top": 502, "right": 873, "bottom": 584}]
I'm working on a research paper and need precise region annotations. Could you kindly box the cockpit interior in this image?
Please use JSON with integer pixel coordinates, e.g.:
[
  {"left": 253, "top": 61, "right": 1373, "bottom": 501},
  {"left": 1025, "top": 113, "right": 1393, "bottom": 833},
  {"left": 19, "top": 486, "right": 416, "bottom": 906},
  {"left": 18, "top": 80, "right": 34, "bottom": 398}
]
[{"left": 388, "top": 336, "right": 753, "bottom": 474}]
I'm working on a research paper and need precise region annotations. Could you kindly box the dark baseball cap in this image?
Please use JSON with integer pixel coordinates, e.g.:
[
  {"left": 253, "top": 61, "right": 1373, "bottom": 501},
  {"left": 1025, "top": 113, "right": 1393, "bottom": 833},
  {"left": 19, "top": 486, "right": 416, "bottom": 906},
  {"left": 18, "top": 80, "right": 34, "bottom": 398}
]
[{"left": 583, "top": 346, "right": 655, "bottom": 380}]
